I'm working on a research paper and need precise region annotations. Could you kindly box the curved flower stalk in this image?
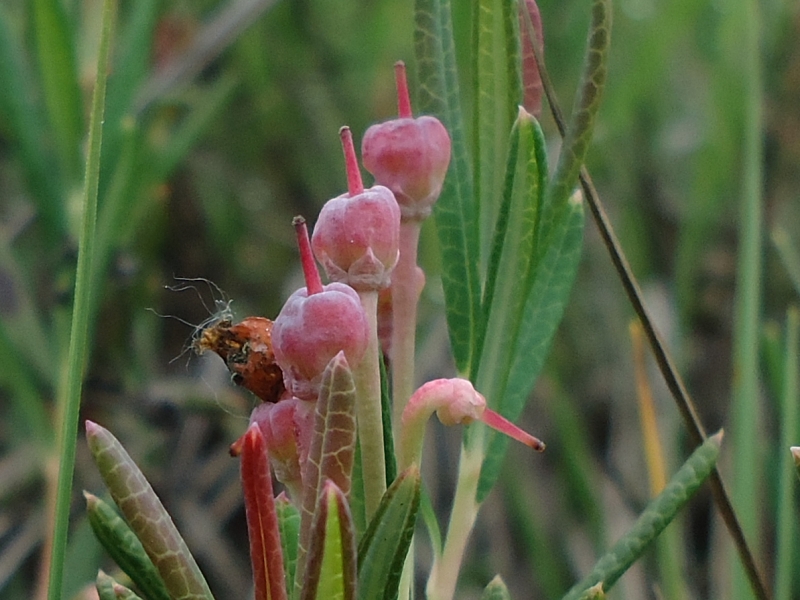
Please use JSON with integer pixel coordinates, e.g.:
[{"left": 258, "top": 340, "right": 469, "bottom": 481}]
[{"left": 398, "top": 378, "right": 544, "bottom": 471}]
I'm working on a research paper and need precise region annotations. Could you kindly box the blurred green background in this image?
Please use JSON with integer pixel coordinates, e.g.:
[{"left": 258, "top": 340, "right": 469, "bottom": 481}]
[{"left": 0, "top": 0, "right": 798, "bottom": 598}]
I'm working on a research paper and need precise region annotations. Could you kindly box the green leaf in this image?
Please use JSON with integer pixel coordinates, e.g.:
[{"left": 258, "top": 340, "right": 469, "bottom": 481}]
[
  {"left": 545, "top": 0, "right": 612, "bottom": 211},
  {"left": 95, "top": 571, "right": 144, "bottom": 600},
  {"left": 474, "top": 0, "right": 523, "bottom": 268},
  {"left": 473, "top": 109, "right": 543, "bottom": 393},
  {"left": 296, "top": 353, "right": 357, "bottom": 596},
  {"left": 561, "top": 432, "right": 723, "bottom": 600},
  {"left": 85, "top": 493, "right": 171, "bottom": 600},
  {"left": 380, "top": 352, "right": 397, "bottom": 487},
  {"left": 33, "top": 0, "right": 83, "bottom": 184},
  {"left": 85, "top": 422, "right": 214, "bottom": 600},
  {"left": 478, "top": 190, "right": 585, "bottom": 501},
  {"left": 276, "top": 494, "right": 301, "bottom": 594},
  {"left": 96, "top": 571, "right": 117, "bottom": 600},
  {"left": 419, "top": 486, "right": 443, "bottom": 557},
  {"left": 357, "top": 466, "right": 421, "bottom": 600},
  {"left": 414, "top": 0, "right": 480, "bottom": 373},
  {"left": 481, "top": 575, "right": 512, "bottom": 600},
  {"left": 0, "top": 6, "right": 64, "bottom": 241},
  {"left": 48, "top": 3, "right": 117, "bottom": 597},
  {"left": 301, "top": 481, "right": 357, "bottom": 600}
]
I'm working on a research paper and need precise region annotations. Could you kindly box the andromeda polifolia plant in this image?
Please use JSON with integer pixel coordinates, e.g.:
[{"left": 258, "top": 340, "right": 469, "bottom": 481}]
[{"left": 74, "top": 0, "right": 732, "bottom": 599}]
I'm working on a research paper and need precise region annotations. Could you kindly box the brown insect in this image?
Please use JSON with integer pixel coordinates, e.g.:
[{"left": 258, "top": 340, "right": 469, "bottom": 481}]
[{"left": 195, "top": 316, "right": 286, "bottom": 404}]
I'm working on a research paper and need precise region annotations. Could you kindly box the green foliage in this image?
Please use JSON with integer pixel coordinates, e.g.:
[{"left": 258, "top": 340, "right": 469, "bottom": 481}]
[
  {"left": 481, "top": 575, "right": 512, "bottom": 600},
  {"left": 85, "top": 493, "right": 171, "bottom": 600},
  {"left": 86, "top": 422, "right": 214, "bottom": 600},
  {"left": 562, "top": 432, "right": 722, "bottom": 600},
  {"left": 357, "top": 467, "right": 421, "bottom": 600}
]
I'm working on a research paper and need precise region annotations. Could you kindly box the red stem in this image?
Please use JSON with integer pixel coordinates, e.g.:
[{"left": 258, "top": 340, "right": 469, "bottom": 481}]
[
  {"left": 339, "top": 126, "right": 364, "bottom": 196},
  {"left": 394, "top": 61, "right": 413, "bottom": 118},
  {"left": 293, "top": 216, "right": 323, "bottom": 295}
]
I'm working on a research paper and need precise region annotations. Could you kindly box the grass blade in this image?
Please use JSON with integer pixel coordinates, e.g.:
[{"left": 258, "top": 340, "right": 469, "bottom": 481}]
[
  {"left": 0, "top": 6, "right": 64, "bottom": 241},
  {"left": 562, "top": 431, "right": 723, "bottom": 600},
  {"left": 47, "top": 1, "right": 116, "bottom": 597},
  {"left": 32, "top": 0, "right": 83, "bottom": 184}
]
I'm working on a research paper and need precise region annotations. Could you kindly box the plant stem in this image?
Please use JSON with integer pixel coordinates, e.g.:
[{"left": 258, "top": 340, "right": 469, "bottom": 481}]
[
  {"left": 426, "top": 441, "right": 483, "bottom": 600},
  {"left": 47, "top": 1, "right": 115, "bottom": 597},
  {"left": 391, "top": 221, "right": 423, "bottom": 438},
  {"left": 730, "top": 0, "right": 764, "bottom": 596},
  {"left": 529, "top": 26, "right": 770, "bottom": 600},
  {"left": 354, "top": 289, "right": 387, "bottom": 519}
]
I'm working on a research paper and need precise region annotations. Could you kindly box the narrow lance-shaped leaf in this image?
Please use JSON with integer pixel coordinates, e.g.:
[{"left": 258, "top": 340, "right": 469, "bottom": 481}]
[
  {"left": 474, "top": 0, "right": 524, "bottom": 268},
  {"left": 240, "top": 424, "right": 287, "bottom": 600},
  {"left": 85, "top": 492, "right": 171, "bottom": 600},
  {"left": 414, "top": 0, "right": 480, "bottom": 373},
  {"left": 544, "top": 0, "right": 612, "bottom": 212},
  {"left": 473, "top": 109, "right": 542, "bottom": 399},
  {"left": 276, "top": 493, "right": 301, "bottom": 592},
  {"left": 300, "top": 481, "right": 357, "bottom": 600},
  {"left": 478, "top": 190, "right": 584, "bottom": 501},
  {"left": 562, "top": 431, "right": 723, "bottom": 600},
  {"left": 85, "top": 421, "right": 214, "bottom": 600},
  {"left": 357, "top": 466, "right": 421, "bottom": 600},
  {"left": 295, "top": 352, "right": 357, "bottom": 595}
]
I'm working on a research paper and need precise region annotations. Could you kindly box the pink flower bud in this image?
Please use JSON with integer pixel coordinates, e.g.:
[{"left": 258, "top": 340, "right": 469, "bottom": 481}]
[
  {"left": 362, "top": 62, "right": 451, "bottom": 221},
  {"left": 272, "top": 282, "right": 368, "bottom": 401},
  {"left": 241, "top": 398, "right": 314, "bottom": 501},
  {"left": 312, "top": 128, "right": 401, "bottom": 291}
]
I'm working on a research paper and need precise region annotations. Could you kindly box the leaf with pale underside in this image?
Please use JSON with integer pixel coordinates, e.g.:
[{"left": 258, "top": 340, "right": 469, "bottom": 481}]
[
  {"left": 300, "top": 481, "right": 357, "bottom": 600},
  {"left": 85, "top": 421, "right": 214, "bottom": 600},
  {"left": 295, "top": 352, "right": 357, "bottom": 596}
]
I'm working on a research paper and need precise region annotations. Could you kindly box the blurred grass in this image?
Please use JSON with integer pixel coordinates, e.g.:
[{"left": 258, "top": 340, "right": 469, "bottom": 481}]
[{"left": 0, "top": 0, "right": 798, "bottom": 598}]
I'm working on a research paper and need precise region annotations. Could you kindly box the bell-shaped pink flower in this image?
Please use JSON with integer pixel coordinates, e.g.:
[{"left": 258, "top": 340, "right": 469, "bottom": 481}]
[
  {"left": 272, "top": 218, "right": 369, "bottom": 402},
  {"left": 362, "top": 62, "right": 451, "bottom": 221},
  {"left": 312, "top": 127, "right": 400, "bottom": 291}
]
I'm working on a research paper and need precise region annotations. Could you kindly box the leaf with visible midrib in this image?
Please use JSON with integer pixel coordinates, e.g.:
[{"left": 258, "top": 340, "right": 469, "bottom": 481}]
[{"left": 414, "top": 0, "right": 480, "bottom": 374}]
